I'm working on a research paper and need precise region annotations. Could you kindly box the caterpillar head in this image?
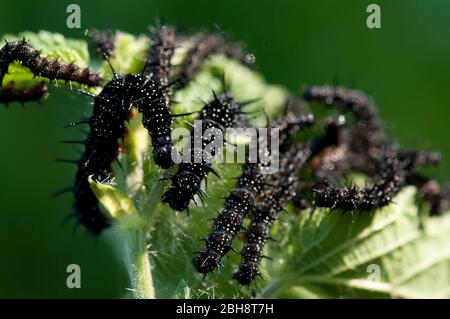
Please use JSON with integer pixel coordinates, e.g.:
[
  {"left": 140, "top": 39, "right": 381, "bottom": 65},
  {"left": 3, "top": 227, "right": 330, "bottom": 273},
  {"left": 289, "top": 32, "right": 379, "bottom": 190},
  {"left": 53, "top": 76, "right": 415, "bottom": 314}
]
[
  {"left": 152, "top": 135, "right": 175, "bottom": 169},
  {"left": 192, "top": 250, "right": 222, "bottom": 274},
  {"left": 192, "top": 230, "right": 233, "bottom": 274},
  {"left": 161, "top": 171, "right": 201, "bottom": 211},
  {"left": 153, "top": 145, "right": 175, "bottom": 169},
  {"left": 233, "top": 263, "right": 259, "bottom": 285}
]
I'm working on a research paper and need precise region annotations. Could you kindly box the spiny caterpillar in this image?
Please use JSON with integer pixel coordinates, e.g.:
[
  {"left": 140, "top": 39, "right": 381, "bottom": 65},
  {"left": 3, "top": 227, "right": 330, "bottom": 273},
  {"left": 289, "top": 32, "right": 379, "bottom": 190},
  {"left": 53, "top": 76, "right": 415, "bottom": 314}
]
[
  {"left": 133, "top": 73, "right": 176, "bottom": 169},
  {"left": 58, "top": 27, "right": 259, "bottom": 233},
  {"left": 407, "top": 173, "right": 450, "bottom": 215},
  {"left": 161, "top": 90, "right": 247, "bottom": 211},
  {"left": 292, "top": 116, "right": 350, "bottom": 210},
  {"left": 302, "top": 88, "right": 447, "bottom": 214},
  {"left": 177, "top": 33, "right": 255, "bottom": 88},
  {"left": 70, "top": 56, "right": 190, "bottom": 231},
  {"left": 71, "top": 74, "right": 136, "bottom": 234},
  {"left": 92, "top": 31, "right": 177, "bottom": 170},
  {"left": 234, "top": 143, "right": 311, "bottom": 284},
  {"left": 192, "top": 163, "right": 266, "bottom": 274},
  {"left": 192, "top": 113, "right": 314, "bottom": 275},
  {"left": 0, "top": 81, "right": 47, "bottom": 104},
  {"left": 399, "top": 149, "right": 449, "bottom": 215},
  {"left": 314, "top": 150, "right": 406, "bottom": 211},
  {"left": 132, "top": 25, "right": 180, "bottom": 169},
  {"left": 145, "top": 25, "right": 177, "bottom": 94},
  {"left": 69, "top": 65, "right": 177, "bottom": 233},
  {"left": 0, "top": 39, "right": 101, "bottom": 87},
  {"left": 297, "top": 85, "right": 385, "bottom": 208},
  {"left": 304, "top": 85, "right": 385, "bottom": 170},
  {"left": 313, "top": 147, "right": 441, "bottom": 212}
]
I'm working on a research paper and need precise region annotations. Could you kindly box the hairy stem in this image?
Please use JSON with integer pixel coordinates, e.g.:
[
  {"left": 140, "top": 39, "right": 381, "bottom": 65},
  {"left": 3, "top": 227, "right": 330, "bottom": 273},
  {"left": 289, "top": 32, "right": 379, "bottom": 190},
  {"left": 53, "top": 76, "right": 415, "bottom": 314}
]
[{"left": 121, "top": 228, "right": 155, "bottom": 299}]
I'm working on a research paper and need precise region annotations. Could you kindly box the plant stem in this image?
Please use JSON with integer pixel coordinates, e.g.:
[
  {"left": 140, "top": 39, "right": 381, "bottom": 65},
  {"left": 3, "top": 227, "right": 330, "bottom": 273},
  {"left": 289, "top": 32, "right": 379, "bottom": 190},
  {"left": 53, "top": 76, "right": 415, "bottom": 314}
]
[
  {"left": 121, "top": 228, "right": 155, "bottom": 299},
  {"left": 258, "top": 277, "right": 287, "bottom": 298}
]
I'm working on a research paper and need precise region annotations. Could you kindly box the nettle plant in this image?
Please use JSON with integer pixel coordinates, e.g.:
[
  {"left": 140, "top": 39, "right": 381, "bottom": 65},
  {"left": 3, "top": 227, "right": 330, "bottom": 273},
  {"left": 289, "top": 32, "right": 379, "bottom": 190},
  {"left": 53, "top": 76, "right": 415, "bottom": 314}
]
[{"left": 1, "top": 27, "right": 449, "bottom": 299}]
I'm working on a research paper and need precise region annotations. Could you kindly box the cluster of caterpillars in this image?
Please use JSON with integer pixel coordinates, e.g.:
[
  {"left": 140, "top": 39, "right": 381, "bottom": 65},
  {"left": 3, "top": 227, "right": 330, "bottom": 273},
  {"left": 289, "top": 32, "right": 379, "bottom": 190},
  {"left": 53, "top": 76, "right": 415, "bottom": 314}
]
[{"left": 1, "top": 25, "right": 448, "bottom": 286}]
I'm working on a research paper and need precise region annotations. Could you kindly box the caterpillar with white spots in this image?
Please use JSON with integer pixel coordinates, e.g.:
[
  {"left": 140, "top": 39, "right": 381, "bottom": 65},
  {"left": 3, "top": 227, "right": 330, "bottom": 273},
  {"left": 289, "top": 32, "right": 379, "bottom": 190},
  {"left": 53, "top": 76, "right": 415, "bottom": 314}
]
[
  {"left": 304, "top": 85, "right": 385, "bottom": 172},
  {"left": 234, "top": 143, "right": 311, "bottom": 284},
  {"left": 192, "top": 113, "right": 314, "bottom": 275},
  {"left": 161, "top": 90, "right": 247, "bottom": 211}
]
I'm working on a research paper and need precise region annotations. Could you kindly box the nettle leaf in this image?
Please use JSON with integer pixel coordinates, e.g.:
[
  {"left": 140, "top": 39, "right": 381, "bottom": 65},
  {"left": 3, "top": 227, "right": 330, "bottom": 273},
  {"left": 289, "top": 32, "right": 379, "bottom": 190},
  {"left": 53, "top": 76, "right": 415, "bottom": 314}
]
[
  {"left": 89, "top": 176, "right": 145, "bottom": 230},
  {"left": 259, "top": 187, "right": 450, "bottom": 299},
  {"left": 1, "top": 31, "right": 92, "bottom": 86},
  {"left": 99, "top": 31, "right": 148, "bottom": 79}
]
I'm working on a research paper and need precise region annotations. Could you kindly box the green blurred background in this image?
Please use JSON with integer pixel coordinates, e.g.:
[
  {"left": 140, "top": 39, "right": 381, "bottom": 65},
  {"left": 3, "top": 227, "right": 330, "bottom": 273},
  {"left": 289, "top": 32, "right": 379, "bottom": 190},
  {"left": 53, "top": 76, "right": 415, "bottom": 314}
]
[{"left": 0, "top": 0, "right": 448, "bottom": 298}]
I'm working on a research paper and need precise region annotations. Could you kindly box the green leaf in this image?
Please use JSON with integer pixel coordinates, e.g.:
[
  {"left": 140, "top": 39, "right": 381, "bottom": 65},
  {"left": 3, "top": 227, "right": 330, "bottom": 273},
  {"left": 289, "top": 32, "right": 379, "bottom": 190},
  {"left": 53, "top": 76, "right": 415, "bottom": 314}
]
[
  {"left": 1, "top": 31, "right": 92, "bottom": 86},
  {"left": 99, "top": 31, "right": 148, "bottom": 79},
  {"left": 259, "top": 187, "right": 450, "bottom": 299},
  {"left": 89, "top": 177, "right": 144, "bottom": 230},
  {"left": 174, "top": 279, "right": 191, "bottom": 299}
]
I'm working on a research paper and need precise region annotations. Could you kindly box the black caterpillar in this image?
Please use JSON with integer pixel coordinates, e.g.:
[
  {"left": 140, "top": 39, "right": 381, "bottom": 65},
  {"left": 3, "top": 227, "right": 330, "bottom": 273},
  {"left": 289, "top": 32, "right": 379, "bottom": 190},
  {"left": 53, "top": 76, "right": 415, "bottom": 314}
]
[
  {"left": 0, "top": 81, "right": 47, "bottom": 104},
  {"left": 399, "top": 149, "right": 449, "bottom": 215},
  {"left": 314, "top": 150, "right": 404, "bottom": 211},
  {"left": 234, "top": 143, "right": 311, "bottom": 284},
  {"left": 407, "top": 173, "right": 450, "bottom": 215},
  {"left": 134, "top": 26, "right": 180, "bottom": 169},
  {"left": 144, "top": 25, "right": 177, "bottom": 94},
  {"left": 161, "top": 90, "right": 246, "bottom": 211},
  {"left": 312, "top": 143, "right": 435, "bottom": 211},
  {"left": 303, "top": 87, "right": 447, "bottom": 213},
  {"left": 192, "top": 163, "right": 267, "bottom": 274},
  {"left": 177, "top": 33, "right": 255, "bottom": 88},
  {"left": 92, "top": 32, "right": 177, "bottom": 170},
  {"left": 72, "top": 74, "right": 135, "bottom": 234},
  {"left": 133, "top": 73, "right": 176, "bottom": 169},
  {"left": 71, "top": 65, "right": 179, "bottom": 232},
  {"left": 292, "top": 116, "right": 350, "bottom": 210},
  {"left": 66, "top": 29, "right": 184, "bottom": 233},
  {"left": 192, "top": 113, "right": 314, "bottom": 275},
  {"left": 304, "top": 85, "right": 385, "bottom": 172},
  {"left": 0, "top": 39, "right": 101, "bottom": 87},
  {"left": 301, "top": 86, "right": 391, "bottom": 210}
]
